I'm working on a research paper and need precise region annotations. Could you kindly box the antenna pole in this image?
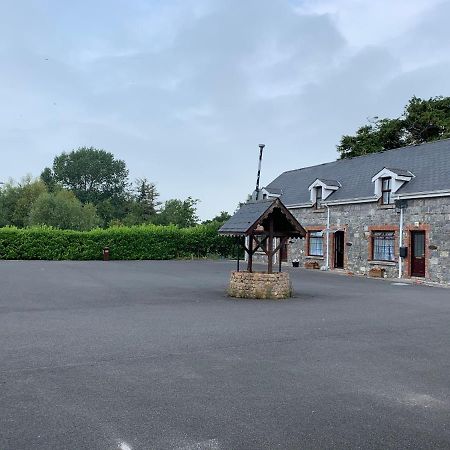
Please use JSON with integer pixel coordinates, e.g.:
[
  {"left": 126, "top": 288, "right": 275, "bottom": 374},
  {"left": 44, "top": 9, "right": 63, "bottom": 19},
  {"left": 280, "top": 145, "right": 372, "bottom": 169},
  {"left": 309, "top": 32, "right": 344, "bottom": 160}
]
[{"left": 255, "top": 144, "right": 265, "bottom": 200}]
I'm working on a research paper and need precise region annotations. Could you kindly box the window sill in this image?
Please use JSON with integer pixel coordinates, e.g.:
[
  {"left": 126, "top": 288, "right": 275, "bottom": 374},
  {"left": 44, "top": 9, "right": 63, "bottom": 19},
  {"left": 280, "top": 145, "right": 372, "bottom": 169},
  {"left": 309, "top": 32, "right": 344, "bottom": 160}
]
[
  {"left": 306, "top": 255, "right": 324, "bottom": 260},
  {"left": 369, "top": 260, "right": 397, "bottom": 266}
]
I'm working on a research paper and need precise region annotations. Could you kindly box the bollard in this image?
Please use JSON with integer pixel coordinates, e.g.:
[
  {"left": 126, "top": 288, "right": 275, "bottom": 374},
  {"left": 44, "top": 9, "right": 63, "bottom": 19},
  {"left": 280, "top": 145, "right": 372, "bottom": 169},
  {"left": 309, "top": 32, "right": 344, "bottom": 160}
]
[{"left": 103, "top": 247, "right": 110, "bottom": 261}]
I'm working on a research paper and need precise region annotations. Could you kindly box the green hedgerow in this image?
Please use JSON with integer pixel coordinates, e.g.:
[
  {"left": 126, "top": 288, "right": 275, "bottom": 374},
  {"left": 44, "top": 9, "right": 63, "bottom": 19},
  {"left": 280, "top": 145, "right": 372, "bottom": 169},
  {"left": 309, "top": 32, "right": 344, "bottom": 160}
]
[{"left": 0, "top": 223, "right": 238, "bottom": 260}]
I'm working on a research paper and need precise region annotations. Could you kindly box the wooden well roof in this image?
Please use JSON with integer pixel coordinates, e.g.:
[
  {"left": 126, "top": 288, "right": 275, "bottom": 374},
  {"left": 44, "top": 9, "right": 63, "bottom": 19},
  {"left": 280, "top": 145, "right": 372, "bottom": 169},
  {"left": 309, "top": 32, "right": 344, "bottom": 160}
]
[{"left": 218, "top": 198, "right": 306, "bottom": 237}]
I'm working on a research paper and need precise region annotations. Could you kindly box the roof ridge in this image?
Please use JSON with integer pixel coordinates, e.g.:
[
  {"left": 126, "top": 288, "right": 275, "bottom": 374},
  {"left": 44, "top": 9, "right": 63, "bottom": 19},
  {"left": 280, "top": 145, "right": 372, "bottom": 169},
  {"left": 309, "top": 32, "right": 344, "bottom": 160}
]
[{"left": 279, "top": 138, "right": 450, "bottom": 175}]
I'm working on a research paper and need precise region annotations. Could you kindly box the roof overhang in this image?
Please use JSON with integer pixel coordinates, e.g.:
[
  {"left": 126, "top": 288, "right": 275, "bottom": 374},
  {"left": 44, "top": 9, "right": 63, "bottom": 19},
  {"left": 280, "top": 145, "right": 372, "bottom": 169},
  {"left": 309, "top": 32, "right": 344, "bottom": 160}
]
[{"left": 218, "top": 198, "right": 306, "bottom": 238}]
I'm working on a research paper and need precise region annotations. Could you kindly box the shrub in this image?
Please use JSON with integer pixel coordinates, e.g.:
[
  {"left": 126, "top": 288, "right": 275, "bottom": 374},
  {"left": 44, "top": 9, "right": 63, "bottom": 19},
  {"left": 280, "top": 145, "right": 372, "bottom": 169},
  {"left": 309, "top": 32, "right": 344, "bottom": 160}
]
[{"left": 0, "top": 223, "right": 237, "bottom": 260}]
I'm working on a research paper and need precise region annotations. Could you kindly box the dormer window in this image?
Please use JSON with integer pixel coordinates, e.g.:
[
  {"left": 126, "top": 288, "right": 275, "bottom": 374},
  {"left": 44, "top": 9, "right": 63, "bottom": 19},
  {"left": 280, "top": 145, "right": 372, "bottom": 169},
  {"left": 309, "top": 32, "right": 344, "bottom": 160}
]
[
  {"left": 381, "top": 177, "right": 392, "bottom": 204},
  {"left": 253, "top": 187, "right": 282, "bottom": 201},
  {"left": 315, "top": 186, "right": 322, "bottom": 209},
  {"left": 308, "top": 178, "right": 340, "bottom": 207},
  {"left": 372, "top": 168, "right": 414, "bottom": 204}
]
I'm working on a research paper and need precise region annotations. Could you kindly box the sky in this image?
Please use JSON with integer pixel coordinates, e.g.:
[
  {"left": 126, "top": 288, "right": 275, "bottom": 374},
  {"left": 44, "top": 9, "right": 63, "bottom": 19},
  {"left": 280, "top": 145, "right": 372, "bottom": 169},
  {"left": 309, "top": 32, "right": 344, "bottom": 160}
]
[{"left": 1, "top": 0, "right": 450, "bottom": 219}]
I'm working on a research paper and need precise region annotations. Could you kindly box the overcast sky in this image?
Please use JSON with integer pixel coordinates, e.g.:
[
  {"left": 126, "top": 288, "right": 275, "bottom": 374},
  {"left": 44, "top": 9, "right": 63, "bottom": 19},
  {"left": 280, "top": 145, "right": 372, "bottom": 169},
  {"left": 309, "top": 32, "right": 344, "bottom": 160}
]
[{"left": 1, "top": 0, "right": 449, "bottom": 219}]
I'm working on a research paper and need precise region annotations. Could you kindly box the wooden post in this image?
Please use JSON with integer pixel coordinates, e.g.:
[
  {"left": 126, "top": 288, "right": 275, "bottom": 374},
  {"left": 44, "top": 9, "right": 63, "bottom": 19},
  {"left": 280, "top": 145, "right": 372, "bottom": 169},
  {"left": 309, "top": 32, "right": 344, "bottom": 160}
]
[
  {"left": 278, "top": 238, "right": 282, "bottom": 273},
  {"left": 247, "top": 233, "right": 253, "bottom": 273},
  {"left": 268, "top": 216, "right": 274, "bottom": 274},
  {"left": 278, "top": 237, "right": 286, "bottom": 272},
  {"left": 236, "top": 236, "right": 240, "bottom": 272}
]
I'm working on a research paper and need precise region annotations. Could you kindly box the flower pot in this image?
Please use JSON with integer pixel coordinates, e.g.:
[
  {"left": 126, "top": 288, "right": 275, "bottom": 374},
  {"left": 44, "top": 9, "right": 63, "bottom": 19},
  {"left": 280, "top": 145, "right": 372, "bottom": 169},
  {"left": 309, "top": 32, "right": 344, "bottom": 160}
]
[{"left": 292, "top": 261, "right": 299, "bottom": 267}]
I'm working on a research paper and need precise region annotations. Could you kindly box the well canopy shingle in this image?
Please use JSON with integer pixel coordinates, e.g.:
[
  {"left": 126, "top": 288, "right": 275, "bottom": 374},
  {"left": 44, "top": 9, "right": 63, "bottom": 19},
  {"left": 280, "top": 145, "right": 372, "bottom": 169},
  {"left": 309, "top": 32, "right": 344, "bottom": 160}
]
[{"left": 218, "top": 198, "right": 306, "bottom": 237}]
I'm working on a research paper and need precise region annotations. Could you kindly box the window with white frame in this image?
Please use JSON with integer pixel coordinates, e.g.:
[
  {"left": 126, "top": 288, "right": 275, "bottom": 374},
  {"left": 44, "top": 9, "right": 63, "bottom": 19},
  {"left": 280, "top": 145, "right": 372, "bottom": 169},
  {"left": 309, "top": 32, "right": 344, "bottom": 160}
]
[
  {"left": 372, "top": 231, "right": 395, "bottom": 261},
  {"left": 315, "top": 186, "right": 322, "bottom": 209},
  {"left": 371, "top": 168, "right": 413, "bottom": 203},
  {"left": 381, "top": 177, "right": 392, "bottom": 204},
  {"left": 308, "top": 179, "right": 340, "bottom": 206},
  {"left": 308, "top": 231, "right": 323, "bottom": 256}
]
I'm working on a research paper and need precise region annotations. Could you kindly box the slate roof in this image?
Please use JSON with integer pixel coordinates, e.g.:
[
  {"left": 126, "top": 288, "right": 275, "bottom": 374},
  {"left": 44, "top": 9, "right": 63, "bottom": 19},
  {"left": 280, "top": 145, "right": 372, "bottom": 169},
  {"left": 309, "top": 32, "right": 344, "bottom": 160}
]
[
  {"left": 218, "top": 198, "right": 306, "bottom": 236},
  {"left": 265, "top": 139, "right": 450, "bottom": 206},
  {"left": 219, "top": 200, "right": 274, "bottom": 235}
]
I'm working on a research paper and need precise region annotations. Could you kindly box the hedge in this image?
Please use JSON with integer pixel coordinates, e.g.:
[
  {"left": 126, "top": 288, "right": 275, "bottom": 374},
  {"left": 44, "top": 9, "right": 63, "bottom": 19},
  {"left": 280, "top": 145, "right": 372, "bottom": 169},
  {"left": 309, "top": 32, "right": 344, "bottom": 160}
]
[{"left": 0, "top": 223, "right": 238, "bottom": 260}]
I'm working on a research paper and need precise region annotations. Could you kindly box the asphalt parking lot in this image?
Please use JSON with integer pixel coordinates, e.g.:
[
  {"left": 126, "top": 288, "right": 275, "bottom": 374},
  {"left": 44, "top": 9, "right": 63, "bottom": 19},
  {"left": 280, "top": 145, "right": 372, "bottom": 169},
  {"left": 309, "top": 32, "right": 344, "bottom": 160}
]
[{"left": 1, "top": 260, "right": 450, "bottom": 449}]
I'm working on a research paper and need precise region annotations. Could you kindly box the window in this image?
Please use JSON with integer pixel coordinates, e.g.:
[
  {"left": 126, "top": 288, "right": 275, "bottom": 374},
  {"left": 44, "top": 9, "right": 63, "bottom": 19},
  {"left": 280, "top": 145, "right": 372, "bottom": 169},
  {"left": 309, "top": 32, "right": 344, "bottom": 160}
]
[
  {"left": 308, "top": 231, "right": 323, "bottom": 256},
  {"left": 381, "top": 177, "right": 391, "bottom": 204},
  {"left": 315, "top": 186, "right": 322, "bottom": 209},
  {"left": 372, "top": 231, "right": 395, "bottom": 261}
]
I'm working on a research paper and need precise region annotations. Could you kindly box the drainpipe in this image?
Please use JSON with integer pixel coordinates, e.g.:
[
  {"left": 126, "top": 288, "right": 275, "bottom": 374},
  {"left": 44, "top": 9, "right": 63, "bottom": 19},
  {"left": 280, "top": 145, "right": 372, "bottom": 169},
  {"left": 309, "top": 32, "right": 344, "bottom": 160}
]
[
  {"left": 398, "top": 205, "right": 403, "bottom": 279},
  {"left": 325, "top": 204, "right": 330, "bottom": 271}
]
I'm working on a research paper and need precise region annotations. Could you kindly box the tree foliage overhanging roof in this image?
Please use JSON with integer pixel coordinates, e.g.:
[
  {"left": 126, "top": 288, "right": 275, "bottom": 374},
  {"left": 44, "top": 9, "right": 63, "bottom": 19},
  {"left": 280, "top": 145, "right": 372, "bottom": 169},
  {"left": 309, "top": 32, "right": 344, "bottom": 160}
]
[{"left": 338, "top": 96, "right": 450, "bottom": 159}]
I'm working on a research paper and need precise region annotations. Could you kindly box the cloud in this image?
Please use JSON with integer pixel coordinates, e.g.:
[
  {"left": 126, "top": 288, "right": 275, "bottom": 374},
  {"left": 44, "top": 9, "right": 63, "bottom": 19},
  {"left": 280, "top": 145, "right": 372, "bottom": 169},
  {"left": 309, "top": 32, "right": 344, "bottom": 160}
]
[
  {"left": 295, "top": 0, "right": 442, "bottom": 48},
  {"left": 0, "top": 0, "right": 449, "bottom": 218}
]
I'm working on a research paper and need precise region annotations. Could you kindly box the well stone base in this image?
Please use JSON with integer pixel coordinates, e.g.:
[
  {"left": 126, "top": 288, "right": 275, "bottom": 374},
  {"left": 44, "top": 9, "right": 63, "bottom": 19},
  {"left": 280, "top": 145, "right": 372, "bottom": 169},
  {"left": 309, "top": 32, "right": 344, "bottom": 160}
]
[{"left": 228, "top": 271, "right": 292, "bottom": 299}]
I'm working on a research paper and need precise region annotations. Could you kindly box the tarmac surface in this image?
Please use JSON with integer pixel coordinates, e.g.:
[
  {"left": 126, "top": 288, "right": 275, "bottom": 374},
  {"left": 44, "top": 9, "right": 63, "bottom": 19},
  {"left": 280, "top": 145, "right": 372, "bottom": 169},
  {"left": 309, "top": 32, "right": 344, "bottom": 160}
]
[{"left": 1, "top": 260, "right": 450, "bottom": 449}]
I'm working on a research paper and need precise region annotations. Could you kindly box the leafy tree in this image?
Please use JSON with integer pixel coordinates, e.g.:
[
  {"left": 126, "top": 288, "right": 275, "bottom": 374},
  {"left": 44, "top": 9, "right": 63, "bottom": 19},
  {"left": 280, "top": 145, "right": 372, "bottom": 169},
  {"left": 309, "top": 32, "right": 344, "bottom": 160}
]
[
  {"left": 202, "top": 211, "right": 231, "bottom": 225},
  {"left": 337, "top": 96, "right": 450, "bottom": 159},
  {"left": 403, "top": 96, "right": 450, "bottom": 143},
  {"left": 0, "top": 181, "right": 20, "bottom": 227},
  {"left": 96, "top": 198, "right": 120, "bottom": 228},
  {"left": 29, "top": 190, "right": 99, "bottom": 231},
  {"left": 40, "top": 167, "right": 57, "bottom": 192},
  {"left": 42, "top": 147, "right": 129, "bottom": 205},
  {"left": 0, "top": 177, "right": 47, "bottom": 227},
  {"left": 124, "top": 178, "right": 161, "bottom": 225},
  {"left": 155, "top": 197, "right": 199, "bottom": 228}
]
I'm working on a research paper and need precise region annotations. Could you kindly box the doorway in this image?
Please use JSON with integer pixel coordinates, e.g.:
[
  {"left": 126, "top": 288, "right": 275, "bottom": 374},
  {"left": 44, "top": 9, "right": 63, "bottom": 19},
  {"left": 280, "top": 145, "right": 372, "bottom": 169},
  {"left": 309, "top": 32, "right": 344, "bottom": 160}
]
[
  {"left": 280, "top": 240, "right": 288, "bottom": 262},
  {"left": 334, "top": 231, "right": 345, "bottom": 269},
  {"left": 411, "top": 231, "right": 426, "bottom": 277}
]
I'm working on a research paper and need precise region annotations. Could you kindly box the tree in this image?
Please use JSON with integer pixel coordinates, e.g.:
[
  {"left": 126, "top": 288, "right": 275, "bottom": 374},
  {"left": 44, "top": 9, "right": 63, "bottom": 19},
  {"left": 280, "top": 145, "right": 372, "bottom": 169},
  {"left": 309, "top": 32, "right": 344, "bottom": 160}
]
[
  {"left": 155, "top": 197, "right": 199, "bottom": 228},
  {"left": 96, "top": 198, "right": 120, "bottom": 228},
  {"left": 202, "top": 211, "right": 231, "bottom": 225},
  {"left": 40, "top": 167, "right": 57, "bottom": 192},
  {"left": 29, "top": 190, "right": 99, "bottom": 231},
  {"left": 130, "top": 178, "right": 160, "bottom": 223},
  {"left": 403, "top": 96, "right": 450, "bottom": 143},
  {"left": 0, "top": 177, "right": 47, "bottom": 227},
  {"left": 42, "top": 147, "right": 129, "bottom": 205},
  {"left": 337, "top": 96, "right": 450, "bottom": 159}
]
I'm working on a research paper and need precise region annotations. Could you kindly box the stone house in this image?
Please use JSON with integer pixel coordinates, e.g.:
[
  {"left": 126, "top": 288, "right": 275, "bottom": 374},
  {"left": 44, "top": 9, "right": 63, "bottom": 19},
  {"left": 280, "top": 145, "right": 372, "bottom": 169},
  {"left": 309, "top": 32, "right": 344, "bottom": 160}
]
[{"left": 256, "top": 139, "right": 450, "bottom": 285}]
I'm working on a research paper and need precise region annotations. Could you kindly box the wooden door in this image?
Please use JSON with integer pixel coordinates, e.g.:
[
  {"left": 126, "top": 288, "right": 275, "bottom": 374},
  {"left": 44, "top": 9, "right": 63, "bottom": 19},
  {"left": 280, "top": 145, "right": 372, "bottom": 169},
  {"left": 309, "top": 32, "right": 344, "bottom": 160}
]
[
  {"left": 411, "top": 231, "right": 425, "bottom": 277},
  {"left": 334, "top": 231, "right": 345, "bottom": 269},
  {"left": 280, "top": 240, "right": 288, "bottom": 262}
]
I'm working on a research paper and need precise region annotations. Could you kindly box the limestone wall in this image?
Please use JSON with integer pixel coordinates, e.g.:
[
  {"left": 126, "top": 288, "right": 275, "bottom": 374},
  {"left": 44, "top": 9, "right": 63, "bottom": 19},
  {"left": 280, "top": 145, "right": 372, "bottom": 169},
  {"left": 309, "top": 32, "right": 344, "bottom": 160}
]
[
  {"left": 285, "top": 197, "right": 450, "bottom": 285},
  {"left": 228, "top": 271, "right": 292, "bottom": 299}
]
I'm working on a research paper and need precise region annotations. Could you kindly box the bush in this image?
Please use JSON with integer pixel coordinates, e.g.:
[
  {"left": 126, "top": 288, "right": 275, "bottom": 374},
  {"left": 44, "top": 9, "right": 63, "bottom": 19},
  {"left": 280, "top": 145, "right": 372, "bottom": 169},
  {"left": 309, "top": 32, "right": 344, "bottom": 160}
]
[{"left": 0, "top": 222, "right": 237, "bottom": 260}]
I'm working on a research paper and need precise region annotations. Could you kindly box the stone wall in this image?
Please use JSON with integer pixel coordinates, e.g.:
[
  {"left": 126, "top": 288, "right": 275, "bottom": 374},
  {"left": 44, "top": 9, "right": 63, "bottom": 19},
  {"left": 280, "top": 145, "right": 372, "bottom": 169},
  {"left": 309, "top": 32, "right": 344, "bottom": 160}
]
[
  {"left": 228, "top": 271, "right": 292, "bottom": 299},
  {"left": 285, "top": 197, "right": 450, "bottom": 285},
  {"left": 252, "top": 197, "right": 450, "bottom": 285}
]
